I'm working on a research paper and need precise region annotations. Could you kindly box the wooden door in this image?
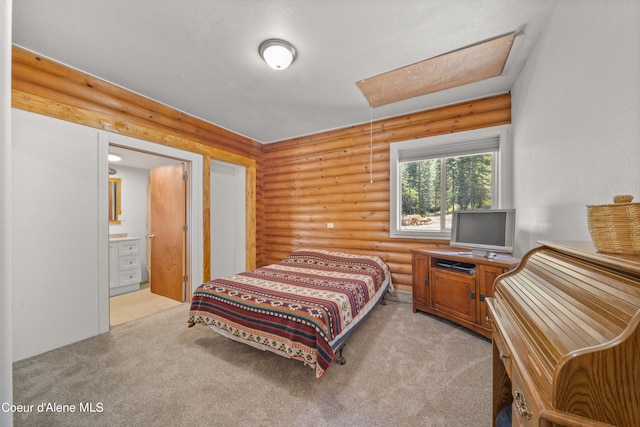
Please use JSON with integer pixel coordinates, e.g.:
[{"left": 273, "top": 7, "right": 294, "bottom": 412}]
[{"left": 149, "top": 163, "right": 186, "bottom": 302}]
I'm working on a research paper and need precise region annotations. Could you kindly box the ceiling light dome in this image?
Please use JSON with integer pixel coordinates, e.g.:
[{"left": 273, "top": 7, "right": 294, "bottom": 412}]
[{"left": 259, "top": 39, "right": 297, "bottom": 70}]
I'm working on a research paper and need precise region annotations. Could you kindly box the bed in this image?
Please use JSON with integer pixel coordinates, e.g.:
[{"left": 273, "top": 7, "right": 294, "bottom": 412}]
[{"left": 187, "top": 249, "right": 392, "bottom": 378}]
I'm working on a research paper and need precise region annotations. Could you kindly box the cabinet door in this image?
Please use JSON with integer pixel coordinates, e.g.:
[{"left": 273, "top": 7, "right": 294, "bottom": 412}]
[
  {"left": 477, "top": 266, "right": 504, "bottom": 330},
  {"left": 431, "top": 268, "right": 476, "bottom": 323},
  {"left": 412, "top": 253, "right": 430, "bottom": 310}
]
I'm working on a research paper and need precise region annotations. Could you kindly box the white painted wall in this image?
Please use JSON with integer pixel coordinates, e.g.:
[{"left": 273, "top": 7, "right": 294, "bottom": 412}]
[
  {"left": 210, "top": 160, "right": 246, "bottom": 278},
  {"left": 0, "top": 0, "right": 13, "bottom": 423},
  {"left": 12, "top": 109, "right": 109, "bottom": 361},
  {"left": 9, "top": 112, "right": 208, "bottom": 362},
  {"left": 511, "top": 0, "right": 640, "bottom": 256}
]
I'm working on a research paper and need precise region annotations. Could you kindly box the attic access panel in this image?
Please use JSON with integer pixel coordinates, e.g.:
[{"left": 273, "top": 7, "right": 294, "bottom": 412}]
[{"left": 356, "top": 33, "right": 515, "bottom": 108}]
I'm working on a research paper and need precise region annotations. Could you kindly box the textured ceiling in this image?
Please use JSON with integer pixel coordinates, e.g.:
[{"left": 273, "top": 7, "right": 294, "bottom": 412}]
[{"left": 12, "top": 0, "right": 557, "bottom": 143}]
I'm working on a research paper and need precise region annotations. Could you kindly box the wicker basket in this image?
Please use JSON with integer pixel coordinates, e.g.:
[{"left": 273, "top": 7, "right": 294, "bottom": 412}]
[{"left": 587, "top": 195, "right": 640, "bottom": 255}]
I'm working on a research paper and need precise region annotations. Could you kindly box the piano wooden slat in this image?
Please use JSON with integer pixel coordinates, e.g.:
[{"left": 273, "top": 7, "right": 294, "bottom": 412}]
[{"left": 488, "top": 241, "right": 640, "bottom": 426}]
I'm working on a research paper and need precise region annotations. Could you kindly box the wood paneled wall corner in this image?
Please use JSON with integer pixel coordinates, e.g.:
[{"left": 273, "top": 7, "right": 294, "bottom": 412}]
[{"left": 262, "top": 94, "right": 511, "bottom": 292}]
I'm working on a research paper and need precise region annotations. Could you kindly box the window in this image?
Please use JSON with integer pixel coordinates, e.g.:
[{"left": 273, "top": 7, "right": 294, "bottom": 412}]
[{"left": 389, "top": 125, "right": 512, "bottom": 239}]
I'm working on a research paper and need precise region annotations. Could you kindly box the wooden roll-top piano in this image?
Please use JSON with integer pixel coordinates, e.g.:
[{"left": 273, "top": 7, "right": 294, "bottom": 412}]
[{"left": 487, "top": 241, "right": 640, "bottom": 426}]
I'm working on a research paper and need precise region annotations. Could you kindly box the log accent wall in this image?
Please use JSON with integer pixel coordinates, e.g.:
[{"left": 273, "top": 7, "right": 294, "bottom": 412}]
[{"left": 262, "top": 94, "right": 511, "bottom": 292}]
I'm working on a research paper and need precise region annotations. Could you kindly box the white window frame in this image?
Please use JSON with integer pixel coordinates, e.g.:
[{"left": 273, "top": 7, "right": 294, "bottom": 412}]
[{"left": 389, "top": 125, "right": 512, "bottom": 239}]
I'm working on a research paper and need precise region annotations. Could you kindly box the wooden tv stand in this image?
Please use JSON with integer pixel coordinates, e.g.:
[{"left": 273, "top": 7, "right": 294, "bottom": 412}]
[
  {"left": 410, "top": 248, "right": 519, "bottom": 338},
  {"left": 488, "top": 241, "right": 640, "bottom": 426}
]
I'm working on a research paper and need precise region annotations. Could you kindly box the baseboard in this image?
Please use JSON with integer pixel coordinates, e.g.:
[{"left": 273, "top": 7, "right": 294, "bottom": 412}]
[{"left": 386, "top": 289, "right": 411, "bottom": 304}]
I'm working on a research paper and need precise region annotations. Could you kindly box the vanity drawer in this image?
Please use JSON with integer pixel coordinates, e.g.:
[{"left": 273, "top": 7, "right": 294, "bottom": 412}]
[
  {"left": 118, "top": 240, "right": 141, "bottom": 255},
  {"left": 118, "top": 254, "right": 141, "bottom": 270},
  {"left": 119, "top": 268, "right": 141, "bottom": 285}
]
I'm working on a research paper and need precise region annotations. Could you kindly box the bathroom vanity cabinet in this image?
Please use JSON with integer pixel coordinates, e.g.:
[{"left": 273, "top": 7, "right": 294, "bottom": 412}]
[{"left": 109, "top": 237, "right": 142, "bottom": 296}]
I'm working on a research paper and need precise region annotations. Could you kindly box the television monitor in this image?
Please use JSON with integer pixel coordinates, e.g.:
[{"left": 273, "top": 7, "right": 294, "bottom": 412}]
[{"left": 450, "top": 209, "right": 515, "bottom": 257}]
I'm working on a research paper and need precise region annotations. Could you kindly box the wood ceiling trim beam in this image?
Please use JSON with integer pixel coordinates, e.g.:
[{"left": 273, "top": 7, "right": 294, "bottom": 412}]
[{"left": 356, "top": 33, "right": 515, "bottom": 108}]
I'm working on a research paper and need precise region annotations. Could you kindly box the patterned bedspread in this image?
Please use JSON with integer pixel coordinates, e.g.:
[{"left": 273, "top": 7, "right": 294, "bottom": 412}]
[{"left": 187, "top": 249, "right": 391, "bottom": 378}]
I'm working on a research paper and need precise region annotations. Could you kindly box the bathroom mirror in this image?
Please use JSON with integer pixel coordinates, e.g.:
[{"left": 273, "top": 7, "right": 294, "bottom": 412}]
[{"left": 109, "top": 177, "right": 122, "bottom": 224}]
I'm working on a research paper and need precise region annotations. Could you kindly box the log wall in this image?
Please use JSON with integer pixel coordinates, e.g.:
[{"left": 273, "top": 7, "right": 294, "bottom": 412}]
[{"left": 262, "top": 94, "right": 511, "bottom": 292}]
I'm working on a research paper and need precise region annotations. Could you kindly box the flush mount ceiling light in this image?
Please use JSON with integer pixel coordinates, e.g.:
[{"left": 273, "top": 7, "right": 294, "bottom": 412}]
[{"left": 259, "top": 39, "right": 297, "bottom": 70}]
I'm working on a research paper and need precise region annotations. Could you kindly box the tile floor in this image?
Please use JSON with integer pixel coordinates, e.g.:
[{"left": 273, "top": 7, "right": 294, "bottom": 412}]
[{"left": 109, "top": 283, "right": 183, "bottom": 327}]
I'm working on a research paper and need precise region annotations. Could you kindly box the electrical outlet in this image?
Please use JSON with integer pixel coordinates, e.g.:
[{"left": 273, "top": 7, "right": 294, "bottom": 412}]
[{"left": 327, "top": 223, "right": 334, "bottom": 228}]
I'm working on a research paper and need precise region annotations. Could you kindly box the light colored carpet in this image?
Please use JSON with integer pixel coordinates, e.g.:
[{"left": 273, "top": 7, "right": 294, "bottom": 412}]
[{"left": 13, "top": 301, "right": 492, "bottom": 426}]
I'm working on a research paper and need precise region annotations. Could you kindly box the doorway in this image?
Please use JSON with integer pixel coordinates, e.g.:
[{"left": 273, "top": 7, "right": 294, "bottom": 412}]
[
  {"left": 107, "top": 145, "right": 190, "bottom": 326},
  {"left": 102, "top": 131, "right": 251, "bottom": 327}
]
